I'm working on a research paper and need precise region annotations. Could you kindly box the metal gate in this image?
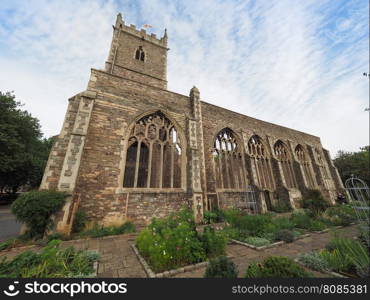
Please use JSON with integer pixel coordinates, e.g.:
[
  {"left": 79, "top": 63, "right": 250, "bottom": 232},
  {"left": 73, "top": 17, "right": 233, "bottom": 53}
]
[
  {"left": 236, "top": 185, "right": 260, "bottom": 214},
  {"left": 345, "top": 176, "right": 369, "bottom": 246}
]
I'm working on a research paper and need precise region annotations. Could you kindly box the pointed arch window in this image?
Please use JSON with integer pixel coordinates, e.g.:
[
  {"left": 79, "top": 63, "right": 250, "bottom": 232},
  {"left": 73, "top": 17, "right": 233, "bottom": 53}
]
[
  {"left": 274, "top": 140, "right": 297, "bottom": 189},
  {"left": 315, "top": 148, "right": 329, "bottom": 179},
  {"left": 213, "top": 128, "right": 247, "bottom": 189},
  {"left": 248, "top": 135, "right": 275, "bottom": 190},
  {"left": 295, "top": 145, "right": 315, "bottom": 188},
  {"left": 123, "top": 111, "right": 183, "bottom": 189},
  {"left": 135, "top": 46, "right": 145, "bottom": 62}
]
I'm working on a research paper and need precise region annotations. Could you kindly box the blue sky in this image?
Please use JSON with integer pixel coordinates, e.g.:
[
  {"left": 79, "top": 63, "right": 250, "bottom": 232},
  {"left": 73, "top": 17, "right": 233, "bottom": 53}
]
[{"left": 0, "top": 0, "right": 368, "bottom": 155}]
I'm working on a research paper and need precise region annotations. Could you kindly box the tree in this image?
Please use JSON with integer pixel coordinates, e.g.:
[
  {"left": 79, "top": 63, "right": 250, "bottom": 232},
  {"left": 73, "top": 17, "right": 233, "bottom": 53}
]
[
  {"left": 333, "top": 146, "right": 370, "bottom": 187},
  {"left": 0, "top": 91, "right": 53, "bottom": 193}
]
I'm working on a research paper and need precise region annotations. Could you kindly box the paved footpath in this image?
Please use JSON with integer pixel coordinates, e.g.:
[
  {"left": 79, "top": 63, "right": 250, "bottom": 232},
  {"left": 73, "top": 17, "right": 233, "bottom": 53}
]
[{"left": 0, "top": 225, "right": 358, "bottom": 278}]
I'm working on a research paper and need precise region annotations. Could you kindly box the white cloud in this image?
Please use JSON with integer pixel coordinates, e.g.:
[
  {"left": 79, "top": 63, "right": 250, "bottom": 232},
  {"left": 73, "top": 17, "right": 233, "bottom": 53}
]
[{"left": 0, "top": 0, "right": 368, "bottom": 155}]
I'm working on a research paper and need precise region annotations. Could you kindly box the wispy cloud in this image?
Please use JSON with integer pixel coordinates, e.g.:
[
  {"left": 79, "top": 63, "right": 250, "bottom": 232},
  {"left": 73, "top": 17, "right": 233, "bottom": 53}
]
[{"left": 0, "top": 0, "right": 368, "bottom": 155}]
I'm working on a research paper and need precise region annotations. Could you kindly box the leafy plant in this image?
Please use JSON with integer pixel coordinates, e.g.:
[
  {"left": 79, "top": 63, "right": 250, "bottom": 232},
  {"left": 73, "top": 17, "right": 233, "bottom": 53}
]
[
  {"left": 204, "top": 256, "right": 238, "bottom": 278},
  {"left": 298, "top": 251, "right": 330, "bottom": 272},
  {"left": 319, "top": 249, "right": 350, "bottom": 273},
  {"left": 11, "top": 190, "right": 67, "bottom": 238},
  {"left": 245, "top": 256, "right": 311, "bottom": 278},
  {"left": 308, "top": 220, "right": 327, "bottom": 232},
  {"left": 136, "top": 209, "right": 212, "bottom": 273},
  {"left": 0, "top": 240, "right": 99, "bottom": 278},
  {"left": 325, "top": 205, "right": 356, "bottom": 226},
  {"left": 72, "top": 211, "right": 88, "bottom": 233},
  {"left": 325, "top": 236, "right": 370, "bottom": 277},
  {"left": 203, "top": 209, "right": 225, "bottom": 224},
  {"left": 79, "top": 221, "right": 136, "bottom": 238},
  {"left": 274, "top": 229, "right": 295, "bottom": 243},
  {"left": 200, "top": 227, "right": 227, "bottom": 257},
  {"left": 271, "top": 202, "right": 292, "bottom": 213},
  {"left": 302, "top": 189, "right": 330, "bottom": 216},
  {"left": 243, "top": 236, "right": 271, "bottom": 247}
]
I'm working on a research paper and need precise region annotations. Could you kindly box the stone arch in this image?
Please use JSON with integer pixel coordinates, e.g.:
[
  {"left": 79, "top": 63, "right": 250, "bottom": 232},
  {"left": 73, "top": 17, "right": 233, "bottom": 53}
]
[
  {"left": 212, "top": 128, "right": 247, "bottom": 189},
  {"left": 247, "top": 135, "right": 275, "bottom": 190},
  {"left": 295, "top": 144, "right": 315, "bottom": 188},
  {"left": 274, "top": 140, "right": 297, "bottom": 189},
  {"left": 119, "top": 110, "right": 186, "bottom": 190}
]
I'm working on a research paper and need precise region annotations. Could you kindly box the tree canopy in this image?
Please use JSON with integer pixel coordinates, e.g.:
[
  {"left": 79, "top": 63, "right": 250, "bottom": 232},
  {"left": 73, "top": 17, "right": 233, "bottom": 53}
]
[
  {"left": 0, "top": 91, "right": 53, "bottom": 193},
  {"left": 333, "top": 146, "right": 370, "bottom": 187}
]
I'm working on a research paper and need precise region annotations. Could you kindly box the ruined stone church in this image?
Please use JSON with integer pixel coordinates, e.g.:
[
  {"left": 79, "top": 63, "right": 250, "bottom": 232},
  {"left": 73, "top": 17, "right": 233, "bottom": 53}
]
[{"left": 40, "top": 13, "right": 344, "bottom": 234}]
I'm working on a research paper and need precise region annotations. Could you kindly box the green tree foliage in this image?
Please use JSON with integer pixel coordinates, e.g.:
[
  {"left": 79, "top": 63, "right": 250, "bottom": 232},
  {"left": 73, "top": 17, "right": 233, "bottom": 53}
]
[
  {"left": 0, "top": 91, "right": 53, "bottom": 193},
  {"left": 333, "top": 147, "right": 370, "bottom": 187}
]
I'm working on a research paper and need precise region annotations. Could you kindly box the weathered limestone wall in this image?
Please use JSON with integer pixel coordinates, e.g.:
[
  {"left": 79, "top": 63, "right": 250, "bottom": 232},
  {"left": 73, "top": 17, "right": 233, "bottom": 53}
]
[{"left": 41, "top": 14, "right": 344, "bottom": 235}]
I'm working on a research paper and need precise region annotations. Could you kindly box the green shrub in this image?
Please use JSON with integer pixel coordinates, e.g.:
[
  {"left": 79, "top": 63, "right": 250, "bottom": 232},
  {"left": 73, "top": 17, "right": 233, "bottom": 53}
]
[
  {"left": 203, "top": 209, "right": 225, "bottom": 224},
  {"left": 302, "top": 189, "right": 330, "bottom": 216},
  {"left": 290, "top": 210, "right": 312, "bottom": 229},
  {"left": 0, "top": 239, "right": 14, "bottom": 251},
  {"left": 223, "top": 209, "right": 241, "bottom": 224},
  {"left": 230, "top": 214, "right": 272, "bottom": 237},
  {"left": 221, "top": 226, "right": 240, "bottom": 240},
  {"left": 358, "top": 224, "right": 370, "bottom": 249},
  {"left": 243, "top": 236, "right": 271, "bottom": 247},
  {"left": 72, "top": 211, "right": 88, "bottom": 233},
  {"left": 275, "top": 229, "right": 295, "bottom": 243},
  {"left": 136, "top": 209, "right": 208, "bottom": 272},
  {"left": 298, "top": 251, "right": 330, "bottom": 272},
  {"left": 325, "top": 205, "right": 356, "bottom": 226},
  {"left": 245, "top": 256, "right": 311, "bottom": 278},
  {"left": 271, "top": 202, "right": 292, "bottom": 213},
  {"left": 272, "top": 217, "right": 295, "bottom": 230},
  {"left": 321, "top": 237, "right": 370, "bottom": 277},
  {"left": 319, "top": 249, "right": 351, "bottom": 273},
  {"left": 11, "top": 190, "right": 67, "bottom": 238},
  {"left": 0, "top": 240, "right": 99, "bottom": 278},
  {"left": 79, "top": 221, "right": 136, "bottom": 238},
  {"left": 308, "top": 220, "right": 327, "bottom": 232},
  {"left": 204, "top": 256, "right": 238, "bottom": 278},
  {"left": 200, "top": 227, "right": 227, "bottom": 257}
]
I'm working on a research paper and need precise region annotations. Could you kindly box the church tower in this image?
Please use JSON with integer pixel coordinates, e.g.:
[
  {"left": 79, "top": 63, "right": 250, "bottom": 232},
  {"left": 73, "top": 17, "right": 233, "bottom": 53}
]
[{"left": 105, "top": 13, "right": 168, "bottom": 89}]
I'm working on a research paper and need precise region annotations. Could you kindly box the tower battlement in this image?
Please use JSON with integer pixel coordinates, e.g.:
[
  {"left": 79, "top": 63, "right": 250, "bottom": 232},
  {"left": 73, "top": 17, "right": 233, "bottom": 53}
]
[{"left": 114, "top": 13, "right": 167, "bottom": 48}]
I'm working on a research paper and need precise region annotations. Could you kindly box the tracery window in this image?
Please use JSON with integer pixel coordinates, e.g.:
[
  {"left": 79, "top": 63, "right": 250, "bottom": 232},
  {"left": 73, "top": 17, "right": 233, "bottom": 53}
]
[
  {"left": 135, "top": 46, "right": 145, "bottom": 61},
  {"left": 315, "top": 148, "right": 329, "bottom": 178},
  {"left": 248, "top": 135, "right": 275, "bottom": 190},
  {"left": 213, "top": 128, "right": 246, "bottom": 189},
  {"left": 295, "top": 144, "right": 315, "bottom": 188},
  {"left": 274, "top": 140, "right": 297, "bottom": 189},
  {"left": 123, "top": 111, "right": 182, "bottom": 189}
]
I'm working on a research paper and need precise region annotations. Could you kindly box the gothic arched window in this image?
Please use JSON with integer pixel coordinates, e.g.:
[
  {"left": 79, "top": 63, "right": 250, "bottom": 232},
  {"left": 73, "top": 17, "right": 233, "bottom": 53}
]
[
  {"left": 315, "top": 148, "right": 329, "bottom": 179},
  {"left": 123, "top": 111, "right": 182, "bottom": 189},
  {"left": 274, "top": 140, "right": 297, "bottom": 189},
  {"left": 295, "top": 144, "right": 315, "bottom": 188},
  {"left": 248, "top": 135, "right": 275, "bottom": 190},
  {"left": 213, "top": 128, "right": 246, "bottom": 189},
  {"left": 135, "top": 46, "right": 145, "bottom": 62}
]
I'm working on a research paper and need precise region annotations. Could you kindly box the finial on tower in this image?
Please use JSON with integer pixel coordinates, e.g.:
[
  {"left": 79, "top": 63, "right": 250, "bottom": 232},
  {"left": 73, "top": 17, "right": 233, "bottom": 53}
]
[
  {"left": 189, "top": 86, "right": 200, "bottom": 99},
  {"left": 115, "top": 12, "right": 124, "bottom": 28}
]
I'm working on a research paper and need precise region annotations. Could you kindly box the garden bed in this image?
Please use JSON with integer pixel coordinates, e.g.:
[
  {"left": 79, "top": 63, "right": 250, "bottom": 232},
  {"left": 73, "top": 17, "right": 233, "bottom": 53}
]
[
  {"left": 134, "top": 209, "right": 228, "bottom": 275},
  {"left": 230, "top": 233, "right": 311, "bottom": 251},
  {"left": 131, "top": 243, "right": 233, "bottom": 278},
  {"left": 293, "top": 258, "right": 347, "bottom": 278},
  {"left": 296, "top": 234, "right": 369, "bottom": 278},
  {"left": 0, "top": 240, "right": 100, "bottom": 278}
]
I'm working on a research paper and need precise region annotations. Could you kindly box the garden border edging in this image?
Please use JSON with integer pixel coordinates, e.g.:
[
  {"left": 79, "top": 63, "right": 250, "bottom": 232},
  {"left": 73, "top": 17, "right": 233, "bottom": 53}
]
[{"left": 131, "top": 244, "right": 233, "bottom": 278}]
